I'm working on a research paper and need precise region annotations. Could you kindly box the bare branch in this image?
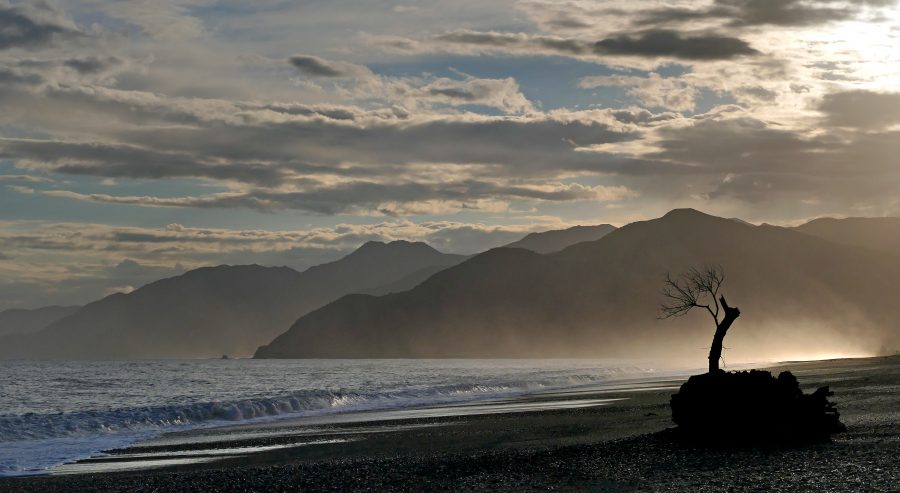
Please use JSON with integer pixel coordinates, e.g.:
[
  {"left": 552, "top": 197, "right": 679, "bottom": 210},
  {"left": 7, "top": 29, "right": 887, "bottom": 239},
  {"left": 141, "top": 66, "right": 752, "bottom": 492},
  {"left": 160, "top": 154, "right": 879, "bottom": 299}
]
[{"left": 658, "top": 264, "right": 726, "bottom": 326}]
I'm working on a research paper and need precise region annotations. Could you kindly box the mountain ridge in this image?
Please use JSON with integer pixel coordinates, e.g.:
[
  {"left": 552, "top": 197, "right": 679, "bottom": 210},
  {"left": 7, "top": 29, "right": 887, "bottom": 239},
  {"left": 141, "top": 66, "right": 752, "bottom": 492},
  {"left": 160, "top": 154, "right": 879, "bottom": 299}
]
[
  {"left": 0, "top": 241, "right": 465, "bottom": 359},
  {"left": 255, "top": 208, "right": 900, "bottom": 360},
  {"left": 0, "top": 305, "right": 81, "bottom": 337},
  {"left": 794, "top": 216, "right": 900, "bottom": 255},
  {"left": 503, "top": 224, "right": 617, "bottom": 254}
]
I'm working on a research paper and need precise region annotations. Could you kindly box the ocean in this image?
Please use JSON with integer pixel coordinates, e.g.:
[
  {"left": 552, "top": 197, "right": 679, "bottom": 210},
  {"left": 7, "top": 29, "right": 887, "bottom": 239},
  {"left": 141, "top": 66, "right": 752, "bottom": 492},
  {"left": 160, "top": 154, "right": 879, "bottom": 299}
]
[{"left": 0, "top": 359, "right": 680, "bottom": 476}]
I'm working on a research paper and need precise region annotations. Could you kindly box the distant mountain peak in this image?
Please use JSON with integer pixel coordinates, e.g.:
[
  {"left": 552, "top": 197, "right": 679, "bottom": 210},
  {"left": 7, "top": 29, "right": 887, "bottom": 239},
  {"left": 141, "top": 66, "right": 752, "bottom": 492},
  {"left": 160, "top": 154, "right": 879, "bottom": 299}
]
[
  {"left": 662, "top": 208, "right": 711, "bottom": 218},
  {"left": 657, "top": 208, "right": 754, "bottom": 229},
  {"left": 1, "top": 236, "right": 465, "bottom": 359},
  {"left": 353, "top": 240, "right": 440, "bottom": 255}
]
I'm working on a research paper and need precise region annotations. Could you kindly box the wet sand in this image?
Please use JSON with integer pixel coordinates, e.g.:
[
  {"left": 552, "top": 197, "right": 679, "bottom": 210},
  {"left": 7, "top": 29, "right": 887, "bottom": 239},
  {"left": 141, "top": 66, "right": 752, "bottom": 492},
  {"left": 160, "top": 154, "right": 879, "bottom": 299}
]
[{"left": 2, "top": 356, "right": 898, "bottom": 492}]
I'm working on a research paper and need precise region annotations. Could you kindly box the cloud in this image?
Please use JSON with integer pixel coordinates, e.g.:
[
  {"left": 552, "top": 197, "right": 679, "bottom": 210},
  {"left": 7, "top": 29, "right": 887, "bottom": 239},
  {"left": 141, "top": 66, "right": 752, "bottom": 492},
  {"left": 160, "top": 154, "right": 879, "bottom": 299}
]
[
  {"left": 593, "top": 109, "right": 900, "bottom": 214},
  {"left": 32, "top": 179, "right": 633, "bottom": 215},
  {"left": 0, "top": 217, "right": 576, "bottom": 307},
  {"left": 3, "top": 0, "right": 900, "bottom": 309},
  {"left": 77, "top": 0, "right": 204, "bottom": 40},
  {"left": 0, "top": 65, "right": 44, "bottom": 85},
  {"left": 0, "top": 138, "right": 294, "bottom": 186},
  {"left": 636, "top": 0, "right": 895, "bottom": 28},
  {"left": 0, "top": 91, "right": 663, "bottom": 205},
  {"left": 413, "top": 76, "right": 535, "bottom": 113},
  {"left": 390, "top": 28, "right": 759, "bottom": 62},
  {"left": 288, "top": 54, "right": 368, "bottom": 78},
  {"left": 0, "top": 174, "right": 51, "bottom": 182},
  {"left": 592, "top": 30, "right": 759, "bottom": 60},
  {"left": 62, "top": 56, "right": 122, "bottom": 75},
  {"left": 0, "top": 2, "right": 81, "bottom": 50},
  {"left": 818, "top": 90, "right": 900, "bottom": 130},
  {"left": 0, "top": 218, "right": 573, "bottom": 265},
  {"left": 579, "top": 73, "right": 698, "bottom": 112}
]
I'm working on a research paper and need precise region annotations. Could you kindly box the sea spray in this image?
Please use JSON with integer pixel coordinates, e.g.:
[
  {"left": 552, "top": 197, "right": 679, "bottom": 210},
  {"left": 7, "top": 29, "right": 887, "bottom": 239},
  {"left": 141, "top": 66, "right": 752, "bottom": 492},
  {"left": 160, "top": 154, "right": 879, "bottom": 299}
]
[{"left": 0, "top": 359, "right": 670, "bottom": 475}]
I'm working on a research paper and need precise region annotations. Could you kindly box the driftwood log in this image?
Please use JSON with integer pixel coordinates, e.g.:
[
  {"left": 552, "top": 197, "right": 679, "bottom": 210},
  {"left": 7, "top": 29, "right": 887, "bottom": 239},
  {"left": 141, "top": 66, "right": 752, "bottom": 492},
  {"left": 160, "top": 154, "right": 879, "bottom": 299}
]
[{"left": 670, "top": 369, "right": 845, "bottom": 444}]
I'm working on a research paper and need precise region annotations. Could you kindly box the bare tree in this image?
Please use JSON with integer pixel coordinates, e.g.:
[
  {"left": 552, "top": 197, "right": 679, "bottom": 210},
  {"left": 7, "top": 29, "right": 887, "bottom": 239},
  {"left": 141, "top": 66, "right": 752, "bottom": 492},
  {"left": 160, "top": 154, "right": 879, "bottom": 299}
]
[{"left": 660, "top": 265, "right": 741, "bottom": 373}]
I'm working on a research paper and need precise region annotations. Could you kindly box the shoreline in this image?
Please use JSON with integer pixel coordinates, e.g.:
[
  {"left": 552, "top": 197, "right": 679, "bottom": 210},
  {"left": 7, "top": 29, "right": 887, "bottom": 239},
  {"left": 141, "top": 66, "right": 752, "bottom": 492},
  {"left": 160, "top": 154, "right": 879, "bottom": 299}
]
[{"left": 2, "top": 355, "right": 898, "bottom": 491}]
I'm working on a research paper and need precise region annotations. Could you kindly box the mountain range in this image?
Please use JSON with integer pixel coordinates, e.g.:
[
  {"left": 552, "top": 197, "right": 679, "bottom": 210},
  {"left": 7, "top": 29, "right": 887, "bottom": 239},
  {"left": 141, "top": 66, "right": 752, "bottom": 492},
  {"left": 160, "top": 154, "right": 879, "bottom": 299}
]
[
  {"left": 0, "top": 241, "right": 464, "bottom": 359},
  {"left": 3, "top": 213, "right": 899, "bottom": 361},
  {"left": 255, "top": 210, "right": 900, "bottom": 361}
]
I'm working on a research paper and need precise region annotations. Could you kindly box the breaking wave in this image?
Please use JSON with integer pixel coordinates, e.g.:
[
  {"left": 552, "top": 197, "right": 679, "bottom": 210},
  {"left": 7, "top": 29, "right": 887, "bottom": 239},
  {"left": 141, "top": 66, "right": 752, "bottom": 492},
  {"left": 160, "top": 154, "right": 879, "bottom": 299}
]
[
  {"left": 0, "top": 375, "right": 609, "bottom": 443},
  {"left": 0, "top": 360, "right": 667, "bottom": 475}
]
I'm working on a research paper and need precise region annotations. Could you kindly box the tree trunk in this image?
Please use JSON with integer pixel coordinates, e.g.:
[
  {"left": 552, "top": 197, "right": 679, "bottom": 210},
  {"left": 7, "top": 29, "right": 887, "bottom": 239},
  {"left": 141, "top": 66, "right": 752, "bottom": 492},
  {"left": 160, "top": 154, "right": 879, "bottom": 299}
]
[{"left": 708, "top": 295, "right": 740, "bottom": 373}]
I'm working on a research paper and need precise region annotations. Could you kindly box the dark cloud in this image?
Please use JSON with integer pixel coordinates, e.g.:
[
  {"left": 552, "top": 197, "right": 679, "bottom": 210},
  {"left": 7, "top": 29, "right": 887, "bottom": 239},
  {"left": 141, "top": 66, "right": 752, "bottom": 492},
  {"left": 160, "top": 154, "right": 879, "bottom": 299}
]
[
  {"left": 535, "top": 37, "right": 587, "bottom": 55},
  {"left": 288, "top": 54, "right": 361, "bottom": 77},
  {"left": 0, "top": 3, "right": 79, "bottom": 50},
  {"left": 63, "top": 56, "right": 121, "bottom": 74},
  {"left": 0, "top": 66, "right": 43, "bottom": 85},
  {"left": 431, "top": 29, "right": 591, "bottom": 56},
  {"left": 41, "top": 179, "right": 628, "bottom": 215},
  {"left": 648, "top": 116, "right": 820, "bottom": 173},
  {"left": 0, "top": 139, "right": 293, "bottom": 186},
  {"left": 818, "top": 90, "right": 900, "bottom": 130},
  {"left": 636, "top": 0, "right": 896, "bottom": 28},
  {"left": 248, "top": 103, "right": 360, "bottom": 120},
  {"left": 426, "top": 86, "right": 481, "bottom": 101},
  {"left": 109, "top": 113, "right": 654, "bottom": 178},
  {"left": 593, "top": 30, "right": 759, "bottom": 60},
  {"left": 618, "top": 113, "right": 900, "bottom": 210},
  {"left": 432, "top": 29, "right": 758, "bottom": 61},
  {"left": 543, "top": 15, "right": 593, "bottom": 30}
]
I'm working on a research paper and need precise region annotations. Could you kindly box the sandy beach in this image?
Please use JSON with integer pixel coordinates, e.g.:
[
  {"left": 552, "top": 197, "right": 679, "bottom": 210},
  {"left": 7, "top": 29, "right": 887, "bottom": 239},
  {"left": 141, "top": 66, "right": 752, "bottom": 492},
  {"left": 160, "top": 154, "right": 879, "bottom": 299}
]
[{"left": 2, "top": 355, "right": 898, "bottom": 492}]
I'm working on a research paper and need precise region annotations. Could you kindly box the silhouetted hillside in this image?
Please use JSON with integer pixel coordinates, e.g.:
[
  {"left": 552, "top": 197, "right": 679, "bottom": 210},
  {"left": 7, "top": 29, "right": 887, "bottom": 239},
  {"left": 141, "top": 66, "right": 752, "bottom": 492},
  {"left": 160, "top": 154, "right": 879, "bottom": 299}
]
[
  {"left": 504, "top": 224, "right": 617, "bottom": 253},
  {"left": 0, "top": 241, "right": 464, "bottom": 359},
  {"left": 795, "top": 217, "right": 900, "bottom": 255},
  {"left": 256, "top": 209, "right": 900, "bottom": 361},
  {"left": 0, "top": 306, "right": 80, "bottom": 337}
]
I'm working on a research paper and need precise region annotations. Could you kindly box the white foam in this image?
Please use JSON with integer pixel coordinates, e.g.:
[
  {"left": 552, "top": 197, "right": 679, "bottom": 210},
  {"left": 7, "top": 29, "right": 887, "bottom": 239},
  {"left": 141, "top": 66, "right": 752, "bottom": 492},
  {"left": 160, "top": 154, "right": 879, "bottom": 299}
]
[{"left": 0, "top": 359, "right": 683, "bottom": 476}]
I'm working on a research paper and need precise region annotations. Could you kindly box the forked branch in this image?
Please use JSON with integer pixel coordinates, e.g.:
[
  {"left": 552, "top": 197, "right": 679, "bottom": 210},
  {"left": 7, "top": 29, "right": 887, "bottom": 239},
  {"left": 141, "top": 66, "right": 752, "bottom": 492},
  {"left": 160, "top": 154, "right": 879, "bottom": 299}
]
[{"left": 659, "top": 265, "right": 725, "bottom": 324}]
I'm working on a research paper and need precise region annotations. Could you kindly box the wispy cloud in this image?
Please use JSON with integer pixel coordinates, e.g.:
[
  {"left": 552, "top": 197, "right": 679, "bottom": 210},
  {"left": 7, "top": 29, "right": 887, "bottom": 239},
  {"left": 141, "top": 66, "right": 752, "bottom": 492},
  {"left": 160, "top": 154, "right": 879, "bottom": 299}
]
[{"left": 1, "top": 0, "right": 900, "bottom": 308}]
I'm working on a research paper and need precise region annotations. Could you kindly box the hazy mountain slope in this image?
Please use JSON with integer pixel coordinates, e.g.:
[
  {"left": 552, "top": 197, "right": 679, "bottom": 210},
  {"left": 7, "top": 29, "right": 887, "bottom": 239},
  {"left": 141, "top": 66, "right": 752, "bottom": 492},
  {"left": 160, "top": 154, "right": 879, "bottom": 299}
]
[
  {"left": 504, "top": 224, "right": 617, "bottom": 253},
  {"left": 256, "top": 209, "right": 900, "bottom": 361},
  {"left": 358, "top": 264, "right": 461, "bottom": 296},
  {"left": 298, "top": 241, "right": 465, "bottom": 296},
  {"left": 795, "top": 217, "right": 900, "bottom": 255},
  {"left": 0, "top": 241, "right": 464, "bottom": 359},
  {"left": 0, "top": 306, "right": 80, "bottom": 337}
]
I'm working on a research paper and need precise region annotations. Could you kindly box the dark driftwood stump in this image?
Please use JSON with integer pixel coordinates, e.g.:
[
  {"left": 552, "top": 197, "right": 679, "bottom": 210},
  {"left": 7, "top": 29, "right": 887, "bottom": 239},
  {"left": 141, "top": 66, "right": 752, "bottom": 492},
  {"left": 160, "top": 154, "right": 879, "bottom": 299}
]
[{"left": 670, "top": 370, "right": 845, "bottom": 444}]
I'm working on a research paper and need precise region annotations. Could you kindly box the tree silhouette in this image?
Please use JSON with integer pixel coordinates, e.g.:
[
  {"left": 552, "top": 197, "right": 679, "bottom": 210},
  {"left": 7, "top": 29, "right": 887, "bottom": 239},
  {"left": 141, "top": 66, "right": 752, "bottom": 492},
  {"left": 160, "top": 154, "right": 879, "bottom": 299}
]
[{"left": 660, "top": 265, "right": 740, "bottom": 373}]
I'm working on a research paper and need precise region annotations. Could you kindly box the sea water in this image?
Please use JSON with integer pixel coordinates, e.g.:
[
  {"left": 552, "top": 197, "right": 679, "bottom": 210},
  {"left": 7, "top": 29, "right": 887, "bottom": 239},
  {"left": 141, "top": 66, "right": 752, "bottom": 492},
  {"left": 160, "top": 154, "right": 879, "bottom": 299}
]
[{"left": 0, "top": 359, "right": 675, "bottom": 476}]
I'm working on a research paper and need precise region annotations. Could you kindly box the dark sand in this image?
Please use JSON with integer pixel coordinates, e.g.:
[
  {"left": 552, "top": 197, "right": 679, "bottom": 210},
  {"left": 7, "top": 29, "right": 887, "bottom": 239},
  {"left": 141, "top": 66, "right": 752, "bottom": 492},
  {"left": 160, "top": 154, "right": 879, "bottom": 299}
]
[{"left": 2, "top": 356, "right": 898, "bottom": 492}]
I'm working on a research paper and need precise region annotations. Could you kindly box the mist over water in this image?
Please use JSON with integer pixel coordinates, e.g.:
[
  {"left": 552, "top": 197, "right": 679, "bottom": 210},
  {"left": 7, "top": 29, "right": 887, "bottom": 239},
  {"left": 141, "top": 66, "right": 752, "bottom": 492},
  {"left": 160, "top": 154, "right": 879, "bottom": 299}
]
[{"left": 0, "top": 358, "right": 674, "bottom": 476}]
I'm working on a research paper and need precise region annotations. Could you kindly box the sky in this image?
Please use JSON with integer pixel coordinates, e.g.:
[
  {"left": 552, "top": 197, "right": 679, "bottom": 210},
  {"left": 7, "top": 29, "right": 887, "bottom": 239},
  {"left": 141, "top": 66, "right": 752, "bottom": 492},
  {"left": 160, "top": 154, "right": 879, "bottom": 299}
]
[{"left": 1, "top": 0, "right": 899, "bottom": 309}]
